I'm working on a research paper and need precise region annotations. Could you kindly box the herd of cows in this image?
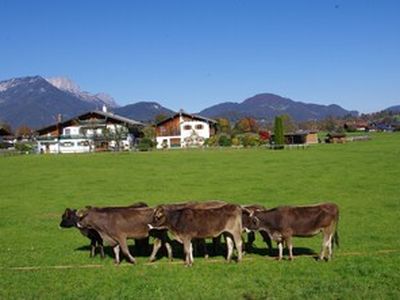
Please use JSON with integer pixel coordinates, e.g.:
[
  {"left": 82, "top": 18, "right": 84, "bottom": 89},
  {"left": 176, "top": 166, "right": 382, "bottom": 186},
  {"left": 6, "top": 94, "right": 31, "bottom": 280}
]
[{"left": 60, "top": 201, "right": 339, "bottom": 266}]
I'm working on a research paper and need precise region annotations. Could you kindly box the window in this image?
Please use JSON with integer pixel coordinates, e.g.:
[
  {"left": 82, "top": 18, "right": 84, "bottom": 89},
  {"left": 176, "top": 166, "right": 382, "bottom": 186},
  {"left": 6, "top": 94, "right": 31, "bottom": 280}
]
[
  {"left": 77, "top": 141, "right": 89, "bottom": 146},
  {"left": 60, "top": 142, "right": 74, "bottom": 147},
  {"left": 195, "top": 124, "right": 204, "bottom": 130},
  {"left": 184, "top": 125, "right": 192, "bottom": 130},
  {"left": 64, "top": 128, "right": 71, "bottom": 135}
]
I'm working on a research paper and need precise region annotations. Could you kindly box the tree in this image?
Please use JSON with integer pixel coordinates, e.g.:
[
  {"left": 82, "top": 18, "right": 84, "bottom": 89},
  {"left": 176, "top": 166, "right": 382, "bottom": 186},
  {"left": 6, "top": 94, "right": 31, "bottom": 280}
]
[
  {"left": 281, "top": 114, "right": 297, "bottom": 133},
  {"left": 216, "top": 118, "right": 231, "bottom": 134},
  {"left": 15, "top": 125, "right": 33, "bottom": 139},
  {"left": 0, "top": 122, "right": 12, "bottom": 135},
  {"left": 274, "top": 116, "right": 284, "bottom": 148},
  {"left": 234, "top": 117, "right": 259, "bottom": 133}
]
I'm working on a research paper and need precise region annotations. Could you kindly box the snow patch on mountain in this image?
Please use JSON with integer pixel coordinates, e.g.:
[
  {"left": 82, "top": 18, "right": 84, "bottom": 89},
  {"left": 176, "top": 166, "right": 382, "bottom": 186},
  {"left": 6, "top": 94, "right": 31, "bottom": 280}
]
[{"left": 46, "top": 76, "right": 119, "bottom": 107}]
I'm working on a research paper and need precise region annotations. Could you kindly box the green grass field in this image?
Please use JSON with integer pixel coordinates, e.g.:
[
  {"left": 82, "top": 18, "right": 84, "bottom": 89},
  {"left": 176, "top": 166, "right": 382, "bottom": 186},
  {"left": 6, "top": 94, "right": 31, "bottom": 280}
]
[{"left": 1, "top": 133, "right": 400, "bottom": 299}]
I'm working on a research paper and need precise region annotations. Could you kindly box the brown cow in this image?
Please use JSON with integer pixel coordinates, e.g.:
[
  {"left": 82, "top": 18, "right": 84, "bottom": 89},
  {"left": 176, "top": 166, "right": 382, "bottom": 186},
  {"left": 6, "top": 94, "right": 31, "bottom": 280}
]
[
  {"left": 77, "top": 206, "right": 172, "bottom": 264},
  {"left": 161, "top": 200, "right": 227, "bottom": 258},
  {"left": 241, "top": 204, "right": 273, "bottom": 254},
  {"left": 148, "top": 203, "right": 243, "bottom": 266},
  {"left": 244, "top": 203, "right": 339, "bottom": 261},
  {"left": 60, "top": 202, "right": 149, "bottom": 258}
]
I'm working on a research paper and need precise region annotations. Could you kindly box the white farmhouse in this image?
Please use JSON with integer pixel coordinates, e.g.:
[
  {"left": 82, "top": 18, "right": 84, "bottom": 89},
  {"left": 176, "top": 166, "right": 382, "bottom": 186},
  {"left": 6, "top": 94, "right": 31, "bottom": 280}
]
[
  {"left": 155, "top": 111, "right": 217, "bottom": 149},
  {"left": 36, "top": 110, "right": 144, "bottom": 154}
]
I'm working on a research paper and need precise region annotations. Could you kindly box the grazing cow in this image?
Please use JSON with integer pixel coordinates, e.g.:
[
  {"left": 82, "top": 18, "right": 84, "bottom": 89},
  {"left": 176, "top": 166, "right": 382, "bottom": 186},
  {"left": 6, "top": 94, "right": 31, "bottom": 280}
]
[
  {"left": 60, "top": 202, "right": 149, "bottom": 258},
  {"left": 162, "top": 200, "right": 228, "bottom": 258},
  {"left": 148, "top": 203, "right": 243, "bottom": 266},
  {"left": 241, "top": 204, "right": 273, "bottom": 254},
  {"left": 77, "top": 206, "right": 172, "bottom": 264},
  {"left": 244, "top": 203, "right": 339, "bottom": 261},
  {"left": 60, "top": 208, "right": 105, "bottom": 258}
]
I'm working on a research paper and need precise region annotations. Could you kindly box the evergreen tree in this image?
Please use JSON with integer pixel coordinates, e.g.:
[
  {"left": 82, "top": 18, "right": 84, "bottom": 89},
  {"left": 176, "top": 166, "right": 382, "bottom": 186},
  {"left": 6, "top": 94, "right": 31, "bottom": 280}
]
[{"left": 274, "top": 116, "right": 284, "bottom": 148}]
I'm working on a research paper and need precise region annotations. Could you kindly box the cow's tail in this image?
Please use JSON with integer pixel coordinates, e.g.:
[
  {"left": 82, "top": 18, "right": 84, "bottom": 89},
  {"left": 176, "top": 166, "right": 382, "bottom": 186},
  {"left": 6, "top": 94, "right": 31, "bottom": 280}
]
[{"left": 333, "top": 211, "right": 340, "bottom": 249}]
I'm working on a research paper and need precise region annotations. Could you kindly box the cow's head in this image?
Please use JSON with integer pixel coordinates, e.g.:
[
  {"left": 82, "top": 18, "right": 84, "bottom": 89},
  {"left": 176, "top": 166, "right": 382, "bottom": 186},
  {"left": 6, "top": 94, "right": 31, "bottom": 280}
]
[
  {"left": 241, "top": 208, "right": 260, "bottom": 232},
  {"left": 60, "top": 208, "right": 79, "bottom": 228},
  {"left": 148, "top": 206, "right": 168, "bottom": 230}
]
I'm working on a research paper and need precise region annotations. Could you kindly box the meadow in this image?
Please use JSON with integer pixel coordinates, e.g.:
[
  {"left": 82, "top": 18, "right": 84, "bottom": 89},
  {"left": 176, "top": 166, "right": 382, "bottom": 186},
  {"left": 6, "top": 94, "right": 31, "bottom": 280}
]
[{"left": 1, "top": 133, "right": 399, "bottom": 299}]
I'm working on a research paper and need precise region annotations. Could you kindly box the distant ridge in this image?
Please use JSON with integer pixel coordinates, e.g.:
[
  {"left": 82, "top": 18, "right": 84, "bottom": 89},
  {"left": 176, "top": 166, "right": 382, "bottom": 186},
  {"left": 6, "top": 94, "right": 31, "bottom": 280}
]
[
  {"left": 384, "top": 105, "right": 400, "bottom": 113},
  {"left": 115, "top": 101, "right": 175, "bottom": 122},
  {"left": 199, "top": 93, "right": 358, "bottom": 122}
]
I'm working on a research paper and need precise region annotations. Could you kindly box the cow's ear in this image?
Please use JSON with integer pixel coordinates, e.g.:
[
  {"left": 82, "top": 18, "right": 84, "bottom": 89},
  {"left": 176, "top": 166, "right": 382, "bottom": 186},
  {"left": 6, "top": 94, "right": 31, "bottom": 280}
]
[
  {"left": 77, "top": 209, "right": 88, "bottom": 218},
  {"left": 241, "top": 207, "right": 252, "bottom": 216}
]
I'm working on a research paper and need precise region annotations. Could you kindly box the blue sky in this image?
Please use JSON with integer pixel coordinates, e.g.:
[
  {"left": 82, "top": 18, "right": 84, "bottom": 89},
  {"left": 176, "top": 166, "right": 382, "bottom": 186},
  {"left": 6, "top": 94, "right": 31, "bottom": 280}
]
[{"left": 1, "top": 0, "right": 399, "bottom": 113}]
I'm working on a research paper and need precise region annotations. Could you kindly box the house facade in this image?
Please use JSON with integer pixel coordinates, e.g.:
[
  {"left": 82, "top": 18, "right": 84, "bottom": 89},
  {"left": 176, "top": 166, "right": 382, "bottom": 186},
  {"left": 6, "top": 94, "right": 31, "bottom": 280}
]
[
  {"left": 36, "top": 110, "right": 144, "bottom": 154},
  {"left": 155, "top": 111, "right": 217, "bottom": 149}
]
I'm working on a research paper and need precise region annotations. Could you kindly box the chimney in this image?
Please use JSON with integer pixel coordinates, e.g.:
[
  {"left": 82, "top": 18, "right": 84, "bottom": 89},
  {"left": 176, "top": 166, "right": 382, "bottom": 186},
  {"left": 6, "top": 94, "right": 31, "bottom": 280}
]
[
  {"left": 102, "top": 105, "right": 107, "bottom": 113},
  {"left": 57, "top": 113, "right": 63, "bottom": 123}
]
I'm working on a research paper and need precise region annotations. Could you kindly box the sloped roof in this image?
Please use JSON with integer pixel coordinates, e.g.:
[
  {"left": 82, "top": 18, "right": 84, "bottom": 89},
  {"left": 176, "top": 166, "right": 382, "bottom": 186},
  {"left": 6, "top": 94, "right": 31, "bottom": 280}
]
[
  {"left": 36, "top": 110, "right": 144, "bottom": 135},
  {"left": 156, "top": 111, "right": 217, "bottom": 126}
]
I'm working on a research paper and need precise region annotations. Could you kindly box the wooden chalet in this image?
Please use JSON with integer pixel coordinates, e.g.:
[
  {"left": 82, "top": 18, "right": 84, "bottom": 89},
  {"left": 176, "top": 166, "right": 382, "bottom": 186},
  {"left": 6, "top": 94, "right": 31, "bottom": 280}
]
[
  {"left": 155, "top": 111, "right": 217, "bottom": 148},
  {"left": 36, "top": 109, "right": 144, "bottom": 154}
]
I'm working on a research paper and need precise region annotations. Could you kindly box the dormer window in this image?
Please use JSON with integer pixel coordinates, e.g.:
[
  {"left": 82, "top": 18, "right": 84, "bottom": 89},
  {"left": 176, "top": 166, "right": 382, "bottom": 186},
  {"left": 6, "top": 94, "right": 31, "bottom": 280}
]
[
  {"left": 195, "top": 124, "right": 204, "bottom": 130},
  {"left": 184, "top": 125, "right": 192, "bottom": 130},
  {"left": 64, "top": 129, "right": 71, "bottom": 135}
]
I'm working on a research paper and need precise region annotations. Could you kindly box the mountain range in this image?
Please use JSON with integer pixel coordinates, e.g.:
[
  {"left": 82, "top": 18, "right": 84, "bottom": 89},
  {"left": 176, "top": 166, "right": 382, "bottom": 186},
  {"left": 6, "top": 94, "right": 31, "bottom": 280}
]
[
  {"left": 1, "top": 75, "right": 395, "bottom": 131},
  {"left": 199, "top": 93, "right": 358, "bottom": 122}
]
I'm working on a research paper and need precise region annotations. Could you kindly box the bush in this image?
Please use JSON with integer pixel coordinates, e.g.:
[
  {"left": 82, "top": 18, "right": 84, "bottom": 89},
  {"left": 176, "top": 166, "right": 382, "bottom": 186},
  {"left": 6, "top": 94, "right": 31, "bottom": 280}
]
[
  {"left": 137, "top": 138, "right": 155, "bottom": 151},
  {"left": 15, "top": 142, "right": 33, "bottom": 153},
  {"left": 205, "top": 135, "right": 218, "bottom": 147},
  {"left": 218, "top": 134, "right": 232, "bottom": 147},
  {"left": 241, "top": 134, "right": 259, "bottom": 147},
  {"left": 231, "top": 137, "right": 240, "bottom": 147}
]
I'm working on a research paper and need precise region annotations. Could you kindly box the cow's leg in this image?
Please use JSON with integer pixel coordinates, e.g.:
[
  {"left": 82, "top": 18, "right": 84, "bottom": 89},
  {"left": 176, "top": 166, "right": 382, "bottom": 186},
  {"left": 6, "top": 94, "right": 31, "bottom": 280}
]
[
  {"left": 225, "top": 235, "right": 234, "bottom": 262},
  {"left": 119, "top": 239, "right": 136, "bottom": 264},
  {"left": 286, "top": 237, "right": 294, "bottom": 261},
  {"left": 212, "top": 236, "right": 221, "bottom": 256},
  {"left": 260, "top": 231, "right": 273, "bottom": 255},
  {"left": 246, "top": 231, "right": 255, "bottom": 252},
  {"left": 113, "top": 245, "right": 120, "bottom": 264},
  {"left": 319, "top": 231, "right": 331, "bottom": 261},
  {"left": 99, "top": 240, "right": 105, "bottom": 259},
  {"left": 165, "top": 241, "right": 173, "bottom": 261},
  {"left": 322, "top": 228, "right": 334, "bottom": 261},
  {"left": 90, "top": 239, "right": 96, "bottom": 257},
  {"left": 197, "top": 239, "right": 209, "bottom": 259},
  {"left": 327, "top": 233, "right": 333, "bottom": 260},
  {"left": 233, "top": 233, "right": 243, "bottom": 262},
  {"left": 149, "top": 238, "right": 162, "bottom": 262},
  {"left": 277, "top": 242, "right": 283, "bottom": 261},
  {"left": 189, "top": 242, "right": 194, "bottom": 265},
  {"left": 183, "top": 239, "right": 192, "bottom": 266}
]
